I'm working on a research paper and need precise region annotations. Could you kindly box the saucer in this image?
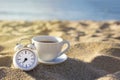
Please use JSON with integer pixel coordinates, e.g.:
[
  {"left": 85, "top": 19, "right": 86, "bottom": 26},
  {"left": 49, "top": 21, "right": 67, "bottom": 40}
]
[{"left": 38, "top": 53, "right": 67, "bottom": 65}]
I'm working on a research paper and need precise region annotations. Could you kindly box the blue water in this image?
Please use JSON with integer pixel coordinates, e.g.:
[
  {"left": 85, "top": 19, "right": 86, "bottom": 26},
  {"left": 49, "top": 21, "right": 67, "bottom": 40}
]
[{"left": 0, "top": 0, "right": 120, "bottom": 20}]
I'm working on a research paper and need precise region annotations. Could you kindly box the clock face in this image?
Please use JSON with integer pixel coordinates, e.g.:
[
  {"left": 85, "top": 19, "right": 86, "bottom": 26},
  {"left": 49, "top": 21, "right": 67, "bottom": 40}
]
[{"left": 15, "top": 49, "right": 37, "bottom": 70}]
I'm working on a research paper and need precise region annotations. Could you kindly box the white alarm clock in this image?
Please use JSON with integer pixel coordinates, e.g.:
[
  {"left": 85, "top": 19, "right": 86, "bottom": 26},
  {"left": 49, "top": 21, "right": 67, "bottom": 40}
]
[{"left": 13, "top": 39, "right": 38, "bottom": 71}]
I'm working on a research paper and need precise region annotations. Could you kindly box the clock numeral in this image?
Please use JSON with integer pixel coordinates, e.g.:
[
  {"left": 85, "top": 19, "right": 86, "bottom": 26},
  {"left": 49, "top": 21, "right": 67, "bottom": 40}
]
[
  {"left": 28, "top": 52, "right": 30, "bottom": 54},
  {"left": 25, "top": 51, "right": 27, "bottom": 54},
  {"left": 26, "top": 64, "right": 27, "bottom": 68},
  {"left": 18, "top": 55, "right": 21, "bottom": 57},
  {"left": 31, "top": 55, "right": 33, "bottom": 57},
  {"left": 31, "top": 58, "right": 35, "bottom": 60},
  {"left": 27, "top": 64, "right": 30, "bottom": 67},
  {"left": 17, "top": 59, "right": 21, "bottom": 60}
]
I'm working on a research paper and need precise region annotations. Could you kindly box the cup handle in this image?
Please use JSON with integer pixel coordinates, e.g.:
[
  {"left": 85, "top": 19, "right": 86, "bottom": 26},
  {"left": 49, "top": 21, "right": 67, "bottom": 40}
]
[{"left": 58, "top": 40, "right": 70, "bottom": 57}]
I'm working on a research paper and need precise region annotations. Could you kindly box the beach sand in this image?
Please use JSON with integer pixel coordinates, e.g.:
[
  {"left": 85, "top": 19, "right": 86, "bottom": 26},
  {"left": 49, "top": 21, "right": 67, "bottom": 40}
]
[{"left": 0, "top": 20, "right": 120, "bottom": 80}]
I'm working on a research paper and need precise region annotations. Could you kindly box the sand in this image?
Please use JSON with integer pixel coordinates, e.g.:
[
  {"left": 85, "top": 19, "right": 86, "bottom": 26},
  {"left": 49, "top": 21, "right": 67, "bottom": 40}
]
[{"left": 0, "top": 20, "right": 120, "bottom": 80}]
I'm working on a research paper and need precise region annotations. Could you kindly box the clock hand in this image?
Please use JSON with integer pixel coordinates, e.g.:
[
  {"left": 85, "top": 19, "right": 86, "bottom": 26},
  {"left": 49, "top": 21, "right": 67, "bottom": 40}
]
[
  {"left": 22, "top": 58, "right": 27, "bottom": 63},
  {"left": 25, "top": 51, "right": 27, "bottom": 54}
]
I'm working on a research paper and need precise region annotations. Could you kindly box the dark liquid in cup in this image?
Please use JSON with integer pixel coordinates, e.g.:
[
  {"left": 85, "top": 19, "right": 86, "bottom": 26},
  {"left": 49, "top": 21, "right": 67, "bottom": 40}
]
[{"left": 39, "top": 41, "right": 57, "bottom": 43}]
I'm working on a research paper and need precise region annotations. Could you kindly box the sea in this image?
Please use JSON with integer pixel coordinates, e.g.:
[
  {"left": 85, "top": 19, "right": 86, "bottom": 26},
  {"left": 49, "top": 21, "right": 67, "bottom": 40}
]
[{"left": 0, "top": 0, "right": 120, "bottom": 21}]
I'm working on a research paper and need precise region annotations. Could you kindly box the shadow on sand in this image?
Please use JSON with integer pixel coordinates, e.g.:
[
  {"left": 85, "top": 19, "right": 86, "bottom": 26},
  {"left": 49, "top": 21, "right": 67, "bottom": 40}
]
[
  {"left": 27, "top": 58, "right": 107, "bottom": 80},
  {"left": 90, "top": 55, "right": 120, "bottom": 73}
]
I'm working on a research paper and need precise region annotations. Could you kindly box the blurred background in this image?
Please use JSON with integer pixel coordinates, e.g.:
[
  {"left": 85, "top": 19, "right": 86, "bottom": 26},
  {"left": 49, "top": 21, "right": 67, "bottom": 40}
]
[{"left": 0, "top": 0, "right": 120, "bottom": 20}]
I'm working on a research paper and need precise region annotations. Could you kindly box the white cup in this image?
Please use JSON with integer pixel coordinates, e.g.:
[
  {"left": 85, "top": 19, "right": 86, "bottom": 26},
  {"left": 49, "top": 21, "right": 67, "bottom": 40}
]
[{"left": 32, "top": 36, "right": 70, "bottom": 61}]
